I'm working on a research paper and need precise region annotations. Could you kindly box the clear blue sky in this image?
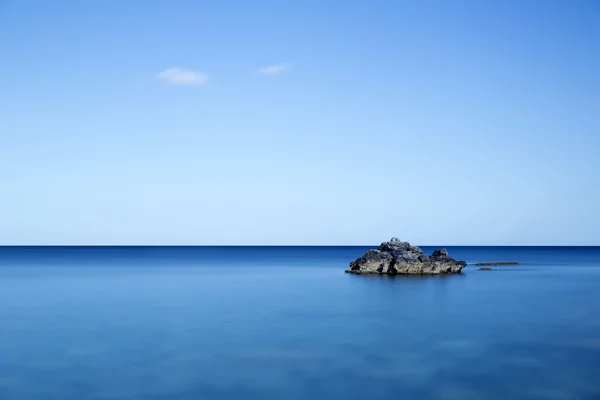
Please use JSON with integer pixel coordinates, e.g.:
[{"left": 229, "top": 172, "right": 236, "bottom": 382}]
[{"left": 1, "top": 0, "right": 599, "bottom": 245}]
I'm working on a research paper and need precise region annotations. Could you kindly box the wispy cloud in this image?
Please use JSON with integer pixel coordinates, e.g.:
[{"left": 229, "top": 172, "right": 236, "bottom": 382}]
[
  {"left": 257, "top": 63, "right": 288, "bottom": 76},
  {"left": 156, "top": 67, "right": 209, "bottom": 86}
]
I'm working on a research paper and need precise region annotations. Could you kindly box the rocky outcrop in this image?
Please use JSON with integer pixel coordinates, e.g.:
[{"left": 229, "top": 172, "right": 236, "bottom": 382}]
[
  {"left": 346, "top": 238, "right": 466, "bottom": 275},
  {"left": 478, "top": 267, "right": 493, "bottom": 271}
]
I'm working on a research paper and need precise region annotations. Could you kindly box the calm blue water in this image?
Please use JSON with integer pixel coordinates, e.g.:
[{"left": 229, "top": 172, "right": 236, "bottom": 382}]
[{"left": 0, "top": 246, "right": 599, "bottom": 400}]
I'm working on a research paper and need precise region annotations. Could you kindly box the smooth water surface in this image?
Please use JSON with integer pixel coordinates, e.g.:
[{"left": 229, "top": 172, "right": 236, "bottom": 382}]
[{"left": 0, "top": 246, "right": 599, "bottom": 400}]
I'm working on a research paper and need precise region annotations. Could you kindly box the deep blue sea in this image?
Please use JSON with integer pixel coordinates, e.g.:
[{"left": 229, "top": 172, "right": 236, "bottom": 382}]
[{"left": 1, "top": 246, "right": 599, "bottom": 400}]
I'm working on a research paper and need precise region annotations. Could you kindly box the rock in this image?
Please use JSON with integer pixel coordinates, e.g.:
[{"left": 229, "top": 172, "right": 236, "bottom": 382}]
[
  {"left": 432, "top": 248, "right": 448, "bottom": 258},
  {"left": 478, "top": 267, "right": 493, "bottom": 271},
  {"left": 348, "top": 250, "right": 394, "bottom": 273},
  {"left": 418, "top": 254, "right": 430, "bottom": 262},
  {"left": 346, "top": 238, "right": 467, "bottom": 275}
]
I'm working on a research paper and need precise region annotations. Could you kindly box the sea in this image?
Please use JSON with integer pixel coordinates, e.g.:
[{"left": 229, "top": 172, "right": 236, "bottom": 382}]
[{"left": 0, "top": 245, "right": 599, "bottom": 400}]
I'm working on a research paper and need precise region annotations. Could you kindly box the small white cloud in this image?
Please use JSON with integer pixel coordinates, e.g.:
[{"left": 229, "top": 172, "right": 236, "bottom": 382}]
[
  {"left": 257, "top": 63, "right": 288, "bottom": 76},
  {"left": 156, "top": 67, "right": 208, "bottom": 86}
]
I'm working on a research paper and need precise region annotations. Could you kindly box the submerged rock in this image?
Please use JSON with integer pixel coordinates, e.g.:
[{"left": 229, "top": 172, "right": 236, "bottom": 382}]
[
  {"left": 478, "top": 267, "right": 493, "bottom": 271},
  {"left": 346, "top": 238, "right": 466, "bottom": 275}
]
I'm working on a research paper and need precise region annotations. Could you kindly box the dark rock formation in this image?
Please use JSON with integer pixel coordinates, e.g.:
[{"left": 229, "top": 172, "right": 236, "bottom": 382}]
[
  {"left": 474, "top": 262, "right": 519, "bottom": 266},
  {"left": 478, "top": 267, "right": 493, "bottom": 271},
  {"left": 346, "top": 238, "right": 467, "bottom": 275}
]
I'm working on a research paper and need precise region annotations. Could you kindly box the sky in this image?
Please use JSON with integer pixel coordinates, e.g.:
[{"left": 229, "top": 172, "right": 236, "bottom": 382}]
[{"left": 0, "top": 0, "right": 599, "bottom": 245}]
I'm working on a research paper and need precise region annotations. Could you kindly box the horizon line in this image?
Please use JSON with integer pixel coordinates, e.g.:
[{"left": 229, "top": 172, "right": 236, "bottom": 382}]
[{"left": 0, "top": 244, "right": 598, "bottom": 247}]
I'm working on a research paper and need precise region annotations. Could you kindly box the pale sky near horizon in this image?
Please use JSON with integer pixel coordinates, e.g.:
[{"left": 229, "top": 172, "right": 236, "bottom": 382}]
[{"left": 1, "top": 0, "right": 599, "bottom": 245}]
